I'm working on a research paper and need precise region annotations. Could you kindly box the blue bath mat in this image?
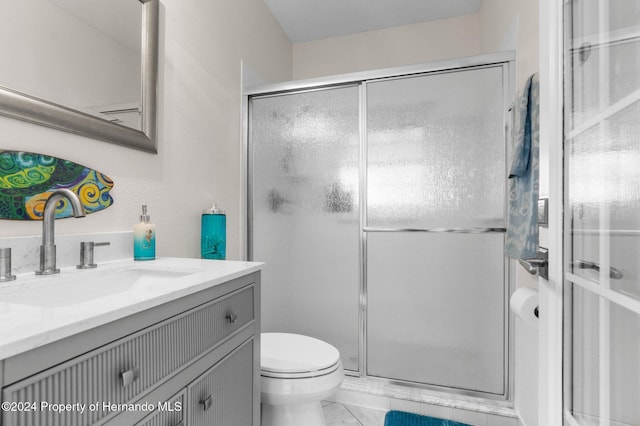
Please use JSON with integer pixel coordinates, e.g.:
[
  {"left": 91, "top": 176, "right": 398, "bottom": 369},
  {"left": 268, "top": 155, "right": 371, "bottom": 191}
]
[{"left": 384, "top": 410, "right": 471, "bottom": 426}]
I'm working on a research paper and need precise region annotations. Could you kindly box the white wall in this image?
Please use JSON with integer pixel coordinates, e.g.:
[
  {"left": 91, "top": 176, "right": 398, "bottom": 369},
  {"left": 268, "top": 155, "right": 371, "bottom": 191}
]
[
  {"left": 478, "top": 0, "right": 539, "bottom": 93},
  {"left": 291, "top": 1, "right": 538, "bottom": 89},
  {"left": 0, "top": 0, "right": 292, "bottom": 261},
  {"left": 477, "top": 1, "right": 540, "bottom": 425},
  {"left": 512, "top": 267, "right": 541, "bottom": 426},
  {"left": 292, "top": 14, "right": 481, "bottom": 80}
]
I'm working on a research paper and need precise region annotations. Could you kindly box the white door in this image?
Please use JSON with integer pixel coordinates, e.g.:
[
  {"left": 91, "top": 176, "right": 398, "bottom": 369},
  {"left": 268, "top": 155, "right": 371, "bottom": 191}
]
[{"left": 564, "top": 1, "right": 640, "bottom": 425}]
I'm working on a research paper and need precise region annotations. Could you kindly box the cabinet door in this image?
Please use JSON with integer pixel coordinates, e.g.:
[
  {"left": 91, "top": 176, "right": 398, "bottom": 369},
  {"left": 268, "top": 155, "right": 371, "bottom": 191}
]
[
  {"left": 187, "top": 339, "right": 253, "bottom": 426},
  {"left": 135, "top": 392, "right": 184, "bottom": 426}
]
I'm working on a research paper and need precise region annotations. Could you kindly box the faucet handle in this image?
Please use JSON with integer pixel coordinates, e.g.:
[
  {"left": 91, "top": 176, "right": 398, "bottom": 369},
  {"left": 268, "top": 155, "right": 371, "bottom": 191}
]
[{"left": 77, "top": 241, "right": 111, "bottom": 269}]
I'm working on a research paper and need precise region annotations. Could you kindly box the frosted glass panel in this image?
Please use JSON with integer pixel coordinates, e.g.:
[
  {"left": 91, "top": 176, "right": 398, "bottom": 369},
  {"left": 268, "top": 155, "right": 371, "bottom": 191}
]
[
  {"left": 569, "top": 101, "right": 640, "bottom": 300},
  {"left": 569, "top": 40, "right": 640, "bottom": 129},
  {"left": 365, "top": 67, "right": 507, "bottom": 395},
  {"left": 250, "top": 87, "right": 360, "bottom": 370},
  {"left": 570, "top": 0, "right": 640, "bottom": 39},
  {"left": 367, "top": 233, "right": 505, "bottom": 394},
  {"left": 571, "top": 287, "right": 640, "bottom": 425},
  {"left": 366, "top": 67, "right": 505, "bottom": 229}
]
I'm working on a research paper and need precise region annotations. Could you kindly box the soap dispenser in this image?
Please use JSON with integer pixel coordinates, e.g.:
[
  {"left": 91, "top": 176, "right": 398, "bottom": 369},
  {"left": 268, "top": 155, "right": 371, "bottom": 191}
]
[
  {"left": 201, "top": 203, "right": 226, "bottom": 260},
  {"left": 134, "top": 204, "right": 156, "bottom": 261}
]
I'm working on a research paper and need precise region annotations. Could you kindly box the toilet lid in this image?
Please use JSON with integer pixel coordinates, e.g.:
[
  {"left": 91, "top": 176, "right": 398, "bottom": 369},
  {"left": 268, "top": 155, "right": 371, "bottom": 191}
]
[{"left": 261, "top": 333, "right": 341, "bottom": 375}]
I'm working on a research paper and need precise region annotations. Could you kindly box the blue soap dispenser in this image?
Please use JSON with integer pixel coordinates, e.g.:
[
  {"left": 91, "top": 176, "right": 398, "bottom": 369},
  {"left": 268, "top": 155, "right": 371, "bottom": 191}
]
[
  {"left": 201, "top": 204, "right": 226, "bottom": 260},
  {"left": 134, "top": 204, "right": 156, "bottom": 260}
]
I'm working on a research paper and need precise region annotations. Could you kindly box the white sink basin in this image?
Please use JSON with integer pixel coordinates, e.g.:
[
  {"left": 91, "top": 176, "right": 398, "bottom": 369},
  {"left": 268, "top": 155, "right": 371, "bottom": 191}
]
[
  {"left": 0, "top": 257, "right": 263, "bottom": 360},
  {"left": 1, "top": 266, "right": 199, "bottom": 308}
]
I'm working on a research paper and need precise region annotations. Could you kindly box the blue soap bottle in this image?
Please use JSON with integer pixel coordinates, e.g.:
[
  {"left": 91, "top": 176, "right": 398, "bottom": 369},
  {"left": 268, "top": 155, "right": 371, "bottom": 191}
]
[
  {"left": 201, "top": 204, "right": 226, "bottom": 260},
  {"left": 134, "top": 204, "right": 156, "bottom": 260}
]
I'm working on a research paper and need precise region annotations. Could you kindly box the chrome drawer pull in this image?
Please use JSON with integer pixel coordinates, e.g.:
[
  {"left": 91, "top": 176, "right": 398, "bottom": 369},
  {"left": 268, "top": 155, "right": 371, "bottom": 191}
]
[
  {"left": 226, "top": 312, "right": 238, "bottom": 324},
  {"left": 120, "top": 367, "right": 140, "bottom": 387},
  {"left": 200, "top": 395, "right": 212, "bottom": 411}
]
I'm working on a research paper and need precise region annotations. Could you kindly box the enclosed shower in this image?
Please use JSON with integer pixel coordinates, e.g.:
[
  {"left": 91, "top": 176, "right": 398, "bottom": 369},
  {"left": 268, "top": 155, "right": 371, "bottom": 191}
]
[{"left": 247, "top": 53, "right": 514, "bottom": 402}]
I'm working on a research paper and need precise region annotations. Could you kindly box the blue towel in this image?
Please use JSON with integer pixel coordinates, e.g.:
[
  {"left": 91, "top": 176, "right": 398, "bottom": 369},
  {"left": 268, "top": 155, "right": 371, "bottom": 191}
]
[
  {"left": 504, "top": 73, "right": 539, "bottom": 259},
  {"left": 384, "top": 410, "right": 471, "bottom": 426}
]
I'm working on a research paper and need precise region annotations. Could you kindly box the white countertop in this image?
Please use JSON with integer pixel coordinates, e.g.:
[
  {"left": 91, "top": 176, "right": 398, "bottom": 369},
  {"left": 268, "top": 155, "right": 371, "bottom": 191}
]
[{"left": 0, "top": 257, "right": 263, "bottom": 360}]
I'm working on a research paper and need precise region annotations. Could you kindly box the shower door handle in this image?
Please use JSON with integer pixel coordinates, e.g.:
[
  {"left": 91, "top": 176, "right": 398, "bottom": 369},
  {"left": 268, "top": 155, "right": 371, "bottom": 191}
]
[
  {"left": 363, "top": 227, "right": 506, "bottom": 234},
  {"left": 572, "top": 260, "right": 623, "bottom": 279}
]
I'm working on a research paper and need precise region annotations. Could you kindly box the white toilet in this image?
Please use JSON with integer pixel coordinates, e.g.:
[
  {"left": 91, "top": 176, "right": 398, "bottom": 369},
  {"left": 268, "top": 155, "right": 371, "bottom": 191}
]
[{"left": 260, "top": 333, "right": 344, "bottom": 426}]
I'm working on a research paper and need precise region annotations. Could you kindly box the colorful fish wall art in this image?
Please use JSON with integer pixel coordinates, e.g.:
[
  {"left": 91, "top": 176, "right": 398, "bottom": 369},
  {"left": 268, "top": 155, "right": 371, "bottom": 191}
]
[{"left": 0, "top": 151, "right": 114, "bottom": 220}]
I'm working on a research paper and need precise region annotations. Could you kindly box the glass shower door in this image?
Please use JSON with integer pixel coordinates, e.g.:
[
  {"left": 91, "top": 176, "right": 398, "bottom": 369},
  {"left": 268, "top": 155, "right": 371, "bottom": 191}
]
[
  {"left": 250, "top": 86, "right": 361, "bottom": 371},
  {"left": 365, "top": 66, "right": 508, "bottom": 394}
]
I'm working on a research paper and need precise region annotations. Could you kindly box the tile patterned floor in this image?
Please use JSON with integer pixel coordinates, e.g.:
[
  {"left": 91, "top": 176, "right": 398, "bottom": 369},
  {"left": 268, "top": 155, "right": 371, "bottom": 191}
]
[{"left": 322, "top": 401, "right": 387, "bottom": 426}]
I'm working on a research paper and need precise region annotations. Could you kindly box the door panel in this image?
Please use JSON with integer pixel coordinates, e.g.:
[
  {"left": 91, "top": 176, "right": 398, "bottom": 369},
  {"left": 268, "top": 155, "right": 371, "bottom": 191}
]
[
  {"left": 571, "top": 287, "right": 640, "bottom": 426},
  {"left": 565, "top": 0, "right": 640, "bottom": 424},
  {"left": 251, "top": 86, "right": 361, "bottom": 371},
  {"left": 365, "top": 67, "right": 507, "bottom": 395},
  {"left": 367, "top": 232, "right": 505, "bottom": 394},
  {"left": 366, "top": 67, "right": 506, "bottom": 229}
]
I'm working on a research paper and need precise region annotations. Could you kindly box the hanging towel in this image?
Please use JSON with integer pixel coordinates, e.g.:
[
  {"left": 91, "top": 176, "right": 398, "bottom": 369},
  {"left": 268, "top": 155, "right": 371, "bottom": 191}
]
[{"left": 505, "top": 73, "right": 539, "bottom": 259}]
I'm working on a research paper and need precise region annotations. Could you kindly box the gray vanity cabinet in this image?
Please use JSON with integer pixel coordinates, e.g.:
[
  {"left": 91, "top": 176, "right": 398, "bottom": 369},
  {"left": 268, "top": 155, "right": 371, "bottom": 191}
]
[{"left": 0, "top": 271, "right": 261, "bottom": 426}]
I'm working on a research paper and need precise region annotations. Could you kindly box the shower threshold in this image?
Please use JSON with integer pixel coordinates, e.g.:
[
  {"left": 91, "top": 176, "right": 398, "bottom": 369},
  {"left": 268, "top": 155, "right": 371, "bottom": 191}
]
[{"left": 337, "top": 375, "right": 517, "bottom": 420}]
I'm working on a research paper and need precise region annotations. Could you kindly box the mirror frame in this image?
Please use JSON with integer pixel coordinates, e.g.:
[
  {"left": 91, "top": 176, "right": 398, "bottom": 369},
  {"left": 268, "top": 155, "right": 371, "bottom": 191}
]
[{"left": 0, "top": 0, "right": 159, "bottom": 153}]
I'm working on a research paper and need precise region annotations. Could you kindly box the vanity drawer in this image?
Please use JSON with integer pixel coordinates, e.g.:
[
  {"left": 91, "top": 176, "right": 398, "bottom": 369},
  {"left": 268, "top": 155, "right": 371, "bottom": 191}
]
[
  {"left": 187, "top": 338, "right": 254, "bottom": 426},
  {"left": 2, "top": 284, "right": 254, "bottom": 426}
]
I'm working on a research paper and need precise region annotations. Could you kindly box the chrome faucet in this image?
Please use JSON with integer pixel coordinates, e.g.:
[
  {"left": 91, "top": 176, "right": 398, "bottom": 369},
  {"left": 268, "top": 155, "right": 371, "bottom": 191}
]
[{"left": 36, "top": 189, "right": 86, "bottom": 275}]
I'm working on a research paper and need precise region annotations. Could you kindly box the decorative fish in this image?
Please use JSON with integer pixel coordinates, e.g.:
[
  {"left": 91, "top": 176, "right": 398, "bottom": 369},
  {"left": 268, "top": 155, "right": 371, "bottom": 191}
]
[{"left": 0, "top": 151, "right": 114, "bottom": 220}]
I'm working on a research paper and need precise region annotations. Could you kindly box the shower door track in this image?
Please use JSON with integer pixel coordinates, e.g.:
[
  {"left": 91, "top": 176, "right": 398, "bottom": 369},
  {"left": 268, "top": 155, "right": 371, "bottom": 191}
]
[
  {"left": 245, "top": 51, "right": 516, "bottom": 407},
  {"left": 244, "top": 52, "right": 515, "bottom": 97}
]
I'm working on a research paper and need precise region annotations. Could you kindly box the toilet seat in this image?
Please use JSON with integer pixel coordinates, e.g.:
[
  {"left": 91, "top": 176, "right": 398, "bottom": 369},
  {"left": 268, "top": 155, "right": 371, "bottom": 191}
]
[
  {"left": 260, "top": 333, "right": 345, "bottom": 426},
  {"left": 261, "top": 361, "right": 342, "bottom": 379},
  {"left": 261, "top": 333, "right": 341, "bottom": 379}
]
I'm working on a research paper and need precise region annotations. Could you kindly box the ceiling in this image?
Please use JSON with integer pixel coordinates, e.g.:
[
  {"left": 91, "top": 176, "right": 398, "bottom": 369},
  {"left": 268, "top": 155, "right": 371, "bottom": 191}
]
[{"left": 263, "top": 0, "right": 483, "bottom": 43}]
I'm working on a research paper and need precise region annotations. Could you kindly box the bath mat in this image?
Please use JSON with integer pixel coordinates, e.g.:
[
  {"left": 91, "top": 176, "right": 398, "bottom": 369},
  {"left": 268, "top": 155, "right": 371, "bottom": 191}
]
[{"left": 384, "top": 410, "right": 471, "bottom": 426}]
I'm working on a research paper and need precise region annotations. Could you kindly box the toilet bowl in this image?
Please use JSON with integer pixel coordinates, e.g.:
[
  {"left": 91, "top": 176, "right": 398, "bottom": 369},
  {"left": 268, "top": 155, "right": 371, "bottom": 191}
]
[{"left": 261, "top": 333, "right": 344, "bottom": 426}]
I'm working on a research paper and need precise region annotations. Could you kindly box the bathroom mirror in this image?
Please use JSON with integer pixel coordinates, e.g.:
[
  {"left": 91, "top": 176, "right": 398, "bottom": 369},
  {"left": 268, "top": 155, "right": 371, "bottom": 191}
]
[{"left": 0, "top": 0, "right": 158, "bottom": 153}]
